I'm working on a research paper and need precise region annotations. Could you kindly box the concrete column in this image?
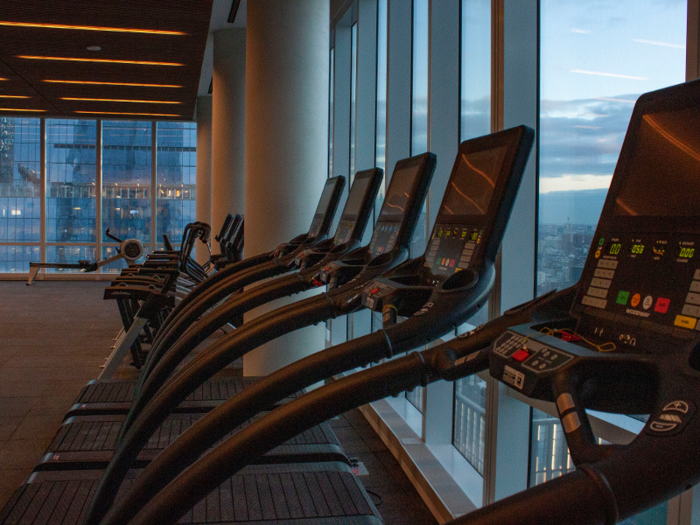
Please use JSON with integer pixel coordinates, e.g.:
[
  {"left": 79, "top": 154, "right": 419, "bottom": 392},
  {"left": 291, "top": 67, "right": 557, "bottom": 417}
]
[
  {"left": 243, "top": 0, "right": 330, "bottom": 376},
  {"left": 211, "top": 28, "right": 246, "bottom": 243},
  {"left": 195, "top": 95, "right": 212, "bottom": 263}
]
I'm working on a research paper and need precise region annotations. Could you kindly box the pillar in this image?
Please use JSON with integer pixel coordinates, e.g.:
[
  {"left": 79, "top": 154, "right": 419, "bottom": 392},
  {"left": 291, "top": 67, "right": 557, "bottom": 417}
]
[
  {"left": 243, "top": 0, "right": 330, "bottom": 376},
  {"left": 195, "top": 95, "right": 212, "bottom": 263},
  {"left": 211, "top": 28, "right": 246, "bottom": 244}
]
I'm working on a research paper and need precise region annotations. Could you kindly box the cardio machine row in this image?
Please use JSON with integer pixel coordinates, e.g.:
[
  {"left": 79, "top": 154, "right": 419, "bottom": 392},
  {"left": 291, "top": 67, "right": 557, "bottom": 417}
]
[
  {"left": 8, "top": 79, "right": 697, "bottom": 525},
  {"left": 1, "top": 122, "right": 535, "bottom": 524}
]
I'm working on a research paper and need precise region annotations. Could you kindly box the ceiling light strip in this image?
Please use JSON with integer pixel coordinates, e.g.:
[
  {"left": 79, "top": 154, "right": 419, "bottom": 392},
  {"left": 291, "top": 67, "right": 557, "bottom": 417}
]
[
  {"left": 18, "top": 56, "right": 183, "bottom": 66},
  {"left": 75, "top": 111, "right": 180, "bottom": 117},
  {"left": 0, "top": 21, "right": 185, "bottom": 35},
  {"left": 0, "top": 108, "right": 45, "bottom": 112},
  {"left": 62, "top": 97, "right": 181, "bottom": 104},
  {"left": 43, "top": 79, "right": 182, "bottom": 88},
  {"left": 0, "top": 95, "right": 30, "bottom": 99}
]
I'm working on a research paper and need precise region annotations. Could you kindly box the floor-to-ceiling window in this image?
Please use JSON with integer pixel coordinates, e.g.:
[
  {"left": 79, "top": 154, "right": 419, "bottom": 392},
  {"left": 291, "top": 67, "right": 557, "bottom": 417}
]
[
  {"left": 532, "top": 2, "right": 687, "bottom": 522},
  {"left": 0, "top": 117, "right": 196, "bottom": 276},
  {"left": 45, "top": 119, "right": 97, "bottom": 271},
  {"left": 452, "top": 0, "right": 493, "bottom": 469},
  {"left": 537, "top": 0, "right": 687, "bottom": 296},
  {"left": 0, "top": 117, "right": 40, "bottom": 272},
  {"left": 156, "top": 121, "right": 197, "bottom": 247}
]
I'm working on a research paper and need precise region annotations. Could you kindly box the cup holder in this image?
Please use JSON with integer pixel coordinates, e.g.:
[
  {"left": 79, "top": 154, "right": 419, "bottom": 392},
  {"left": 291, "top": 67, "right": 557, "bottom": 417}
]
[
  {"left": 367, "top": 251, "right": 395, "bottom": 267},
  {"left": 442, "top": 268, "right": 479, "bottom": 291}
]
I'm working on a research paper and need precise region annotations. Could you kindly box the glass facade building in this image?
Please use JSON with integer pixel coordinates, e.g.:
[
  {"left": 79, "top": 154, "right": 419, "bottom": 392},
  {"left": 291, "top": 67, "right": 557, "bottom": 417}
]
[{"left": 0, "top": 117, "right": 196, "bottom": 275}]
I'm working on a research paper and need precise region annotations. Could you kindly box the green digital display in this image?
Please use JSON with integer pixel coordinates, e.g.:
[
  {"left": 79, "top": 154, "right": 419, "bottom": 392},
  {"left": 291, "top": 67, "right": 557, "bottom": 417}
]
[
  {"left": 630, "top": 244, "right": 645, "bottom": 255},
  {"left": 677, "top": 245, "right": 695, "bottom": 259},
  {"left": 609, "top": 243, "right": 622, "bottom": 255}
]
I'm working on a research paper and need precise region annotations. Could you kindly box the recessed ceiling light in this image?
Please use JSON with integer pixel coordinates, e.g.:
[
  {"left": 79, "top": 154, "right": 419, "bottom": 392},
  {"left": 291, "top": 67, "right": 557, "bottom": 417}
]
[
  {"left": 62, "top": 97, "right": 181, "bottom": 104},
  {"left": 86, "top": 45, "right": 101, "bottom": 52},
  {"left": 0, "top": 21, "right": 186, "bottom": 35},
  {"left": 0, "top": 95, "right": 30, "bottom": 99},
  {"left": 75, "top": 111, "right": 180, "bottom": 117},
  {"left": 18, "top": 56, "right": 183, "bottom": 66},
  {"left": 43, "top": 79, "right": 182, "bottom": 88},
  {"left": 0, "top": 108, "right": 45, "bottom": 112}
]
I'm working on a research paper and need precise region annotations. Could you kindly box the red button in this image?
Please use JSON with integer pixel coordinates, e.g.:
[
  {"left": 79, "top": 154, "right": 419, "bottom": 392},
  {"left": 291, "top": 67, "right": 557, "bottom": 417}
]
[
  {"left": 371, "top": 288, "right": 379, "bottom": 294},
  {"left": 654, "top": 297, "right": 670, "bottom": 313},
  {"left": 512, "top": 349, "right": 530, "bottom": 362}
]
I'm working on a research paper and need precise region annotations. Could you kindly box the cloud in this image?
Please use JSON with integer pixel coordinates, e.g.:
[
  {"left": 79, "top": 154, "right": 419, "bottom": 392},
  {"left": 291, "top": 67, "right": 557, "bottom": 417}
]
[{"left": 540, "top": 174, "right": 613, "bottom": 193}]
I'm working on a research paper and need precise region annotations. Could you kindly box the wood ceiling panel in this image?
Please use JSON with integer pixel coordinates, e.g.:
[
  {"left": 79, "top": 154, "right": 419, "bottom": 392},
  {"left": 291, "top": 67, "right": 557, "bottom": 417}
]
[{"left": 0, "top": 0, "right": 212, "bottom": 120}]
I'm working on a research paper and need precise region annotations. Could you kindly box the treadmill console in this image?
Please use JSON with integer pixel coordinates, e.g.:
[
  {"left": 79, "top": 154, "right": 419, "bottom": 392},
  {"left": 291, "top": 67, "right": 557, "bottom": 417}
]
[
  {"left": 307, "top": 177, "right": 345, "bottom": 238},
  {"left": 572, "top": 102, "right": 700, "bottom": 353},
  {"left": 333, "top": 169, "right": 380, "bottom": 246},
  {"left": 362, "top": 127, "right": 532, "bottom": 312},
  {"left": 367, "top": 160, "right": 424, "bottom": 256},
  {"left": 492, "top": 81, "right": 700, "bottom": 398}
]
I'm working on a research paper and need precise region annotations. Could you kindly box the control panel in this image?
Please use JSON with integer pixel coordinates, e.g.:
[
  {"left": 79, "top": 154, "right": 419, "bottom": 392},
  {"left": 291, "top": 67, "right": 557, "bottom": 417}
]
[
  {"left": 491, "top": 331, "right": 574, "bottom": 395},
  {"left": 574, "top": 232, "right": 700, "bottom": 351},
  {"left": 423, "top": 224, "right": 482, "bottom": 278},
  {"left": 368, "top": 222, "right": 400, "bottom": 256}
]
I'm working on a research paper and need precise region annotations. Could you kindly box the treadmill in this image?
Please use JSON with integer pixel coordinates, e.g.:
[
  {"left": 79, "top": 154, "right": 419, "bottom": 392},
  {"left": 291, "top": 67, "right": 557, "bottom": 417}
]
[
  {"left": 64, "top": 168, "right": 383, "bottom": 419},
  {"left": 110, "top": 79, "right": 700, "bottom": 525}
]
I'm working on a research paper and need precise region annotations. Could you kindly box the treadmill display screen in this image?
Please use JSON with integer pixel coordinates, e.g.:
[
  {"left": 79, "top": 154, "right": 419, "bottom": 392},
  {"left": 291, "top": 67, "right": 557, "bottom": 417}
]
[
  {"left": 441, "top": 146, "right": 508, "bottom": 217},
  {"left": 423, "top": 144, "right": 510, "bottom": 277},
  {"left": 342, "top": 176, "right": 372, "bottom": 219},
  {"left": 378, "top": 165, "right": 419, "bottom": 219},
  {"left": 334, "top": 176, "right": 372, "bottom": 244},
  {"left": 314, "top": 182, "right": 337, "bottom": 217},
  {"left": 615, "top": 107, "right": 700, "bottom": 217},
  {"left": 308, "top": 182, "right": 338, "bottom": 236}
]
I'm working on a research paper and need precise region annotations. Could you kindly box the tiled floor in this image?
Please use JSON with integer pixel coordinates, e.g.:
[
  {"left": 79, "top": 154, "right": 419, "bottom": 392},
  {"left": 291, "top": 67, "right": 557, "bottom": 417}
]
[
  {"left": 0, "top": 281, "right": 437, "bottom": 524},
  {"left": 0, "top": 281, "right": 123, "bottom": 509}
]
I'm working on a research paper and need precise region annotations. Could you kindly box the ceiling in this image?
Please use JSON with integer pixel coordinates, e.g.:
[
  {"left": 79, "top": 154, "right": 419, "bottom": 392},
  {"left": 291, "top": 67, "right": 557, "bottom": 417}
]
[{"left": 0, "top": 0, "right": 214, "bottom": 121}]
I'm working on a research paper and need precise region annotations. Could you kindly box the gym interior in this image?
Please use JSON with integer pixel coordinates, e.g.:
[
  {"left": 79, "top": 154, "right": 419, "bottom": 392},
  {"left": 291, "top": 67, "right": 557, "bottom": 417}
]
[{"left": 0, "top": 0, "right": 699, "bottom": 524}]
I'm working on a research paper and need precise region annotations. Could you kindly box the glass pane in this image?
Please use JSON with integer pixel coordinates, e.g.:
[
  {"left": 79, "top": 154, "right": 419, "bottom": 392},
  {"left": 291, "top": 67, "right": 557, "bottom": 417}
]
[
  {"left": 376, "top": 0, "right": 388, "bottom": 177},
  {"left": 102, "top": 120, "right": 152, "bottom": 243},
  {"left": 529, "top": 408, "right": 667, "bottom": 523},
  {"left": 329, "top": 48, "right": 335, "bottom": 177},
  {"left": 46, "top": 119, "right": 97, "bottom": 243},
  {"left": 461, "top": 0, "right": 491, "bottom": 141},
  {"left": 156, "top": 122, "right": 197, "bottom": 247},
  {"left": 411, "top": 0, "right": 429, "bottom": 155},
  {"left": 350, "top": 23, "right": 358, "bottom": 181},
  {"left": 0, "top": 245, "right": 39, "bottom": 273},
  {"left": 405, "top": 385, "right": 424, "bottom": 413},
  {"left": 453, "top": 375, "right": 486, "bottom": 475},
  {"left": 537, "top": 0, "right": 686, "bottom": 296},
  {"left": 45, "top": 245, "right": 97, "bottom": 273},
  {"left": 410, "top": 0, "right": 429, "bottom": 259},
  {"left": 0, "top": 117, "right": 40, "bottom": 242}
]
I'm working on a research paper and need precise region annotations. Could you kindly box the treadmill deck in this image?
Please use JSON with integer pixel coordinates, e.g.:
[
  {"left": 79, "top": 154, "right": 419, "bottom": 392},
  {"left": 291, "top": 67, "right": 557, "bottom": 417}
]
[{"left": 0, "top": 463, "right": 382, "bottom": 524}]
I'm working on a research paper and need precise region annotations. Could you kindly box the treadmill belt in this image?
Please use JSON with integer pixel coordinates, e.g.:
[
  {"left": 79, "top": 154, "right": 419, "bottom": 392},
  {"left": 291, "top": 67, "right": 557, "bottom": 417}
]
[
  {"left": 75, "top": 377, "right": 261, "bottom": 405},
  {"left": 40, "top": 414, "right": 347, "bottom": 469},
  {"left": 0, "top": 463, "right": 382, "bottom": 524},
  {"left": 67, "top": 377, "right": 302, "bottom": 417}
]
